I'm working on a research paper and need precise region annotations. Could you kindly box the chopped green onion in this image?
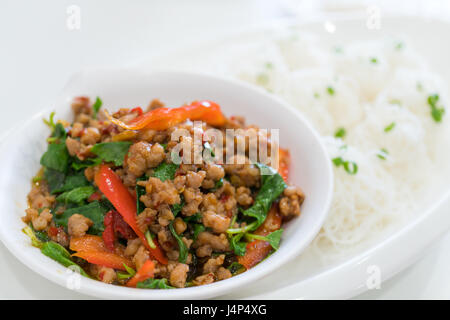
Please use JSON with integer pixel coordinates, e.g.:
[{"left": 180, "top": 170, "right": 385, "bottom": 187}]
[
  {"left": 370, "top": 57, "right": 378, "bottom": 64},
  {"left": 332, "top": 157, "right": 358, "bottom": 175},
  {"left": 43, "top": 112, "right": 56, "bottom": 130},
  {"left": 327, "top": 86, "right": 335, "bottom": 96},
  {"left": 334, "top": 127, "right": 346, "bottom": 139},
  {"left": 384, "top": 122, "right": 396, "bottom": 133},
  {"left": 377, "top": 148, "right": 389, "bottom": 160},
  {"left": 427, "top": 94, "right": 445, "bottom": 123},
  {"left": 145, "top": 230, "right": 156, "bottom": 249}
]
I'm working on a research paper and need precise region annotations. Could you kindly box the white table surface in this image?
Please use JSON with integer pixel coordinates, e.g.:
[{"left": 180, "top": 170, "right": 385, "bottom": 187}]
[{"left": 0, "top": 0, "right": 449, "bottom": 300}]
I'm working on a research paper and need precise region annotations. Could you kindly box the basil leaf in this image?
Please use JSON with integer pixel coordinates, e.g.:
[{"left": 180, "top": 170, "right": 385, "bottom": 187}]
[
  {"left": 136, "top": 176, "right": 148, "bottom": 215},
  {"left": 71, "top": 157, "right": 102, "bottom": 170},
  {"left": 56, "top": 186, "right": 95, "bottom": 205},
  {"left": 137, "top": 278, "right": 175, "bottom": 289},
  {"left": 264, "top": 229, "right": 283, "bottom": 250},
  {"left": 242, "top": 164, "right": 286, "bottom": 230},
  {"left": 44, "top": 168, "right": 66, "bottom": 194},
  {"left": 90, "top": 142, "right": 132, "bottom": 166},
  {"left": 153, "top": 162, "right": 178, "bottom": 182},
  {"left": 57, "top": 171, "right": 90, "bottom": 193},
  {"left": 169, "top": 220, "right": 188, "bottom": 263},
  {"left": 171, "top": 196, "right": 184, "bottom": 218},
  {"left": 40, "top": 143, "right": 69, "bottom": 173},
  {"left": 51, "top": 123, "right": 67, "bottom": 141},
  {"left": 192, "top": 224, "right": 205, "bottom": 241},
  {"left": 227, "top": 262, "right": 245, "bottom": 276},
  {"left": 41, "top": 242, "right": 89, "bottom": 278},
  {"left": 54, "top": 201, "right": 108, "bottom": 235},
  {"left": 230, "top": 233, "right": 247, "bottom": 256}
]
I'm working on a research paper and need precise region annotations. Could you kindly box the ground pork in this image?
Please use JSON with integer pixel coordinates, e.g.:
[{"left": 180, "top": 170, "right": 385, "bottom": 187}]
[
  {"left": 195, "top": 232, "right": 230, "bottom": 252},
  {"left": 203, "top": 254, "right": 225, "bottom": 274},
  {"left": 67, "top": 214, "right": 93, "bottom": 237},
  {"left": 27, "top": 184, "right": 55, "bottom": 210},
  {"left": 126, "top": 142, "right": 165, "bottom": 177},
  {"left": 186, "top": 170, "right": 206, "bottom": 189},
  {"left": 279, "top": 186, "right": 305, "bottom": 218},
  {"left": 182, "top": 187, "right": 203, "bottom": 216},
  {"left": 124, "top": 238, "right": 142, "bottom": 257},
  {"left": 90, "top": 265, "right": 117, "bottom": 284},
  {"left": 236, "top": 186, "right": 253, "bottom": 206},
  {"left": 80, "top": 127, "right": 101, "bottom": 146},
  {"left": 202, "top": 210, "right": 230, "bottom": 233},
  {"left": 136, "top": 207, "right": 157, "bottom": 233},
  {"left": 23, "top": 208, "right": 53, "bottom": 231},
  {"left": 140, "top": 177, "right": 180, "bottom": 208},
  {"left": 216, "top": 267, "right": 232, "bottom": 281},
  {"left": 193, "top": 273, "right": 215, "bottom": 286},
  {"left": 157, "top": 204, "right": 174, "bottom": 227},
  {"left": 133, "top": 245, "right": 150, "bottom": 270},
  {"left": 65, "top": 137, "right": 81, "bottom": 156},
  {"left": 169, "top": 263, "right": 189, "bottom": 288}
]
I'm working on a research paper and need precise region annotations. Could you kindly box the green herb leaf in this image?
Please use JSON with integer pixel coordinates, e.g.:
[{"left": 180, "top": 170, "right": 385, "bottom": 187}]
[
  {"left": 41, "top": 242, "right": 89, "bottom": 277},
  {"left": 332, "top": 157, "right": 358, "bottom": 175},
  {"left": 370, "top": 57, "right": 378, "bottom": 64},
  {"left": 230, "top": 233, "right": 247, "bottom": 256},
  {"left": 22, "top": 226, "right": 44, "bottom": 248},
  {"left": 227, "top": 262, "right": 246, "bottom": 276},
  {"left": 91, "top": 142, "right": 132, "bottom": 166},
  {"left": 327, "top": 86, "right": 335, "bottom": 96},
  {"left": 153, "top": 162, "right": 178, "bottom": 182},
  {"left": 71, "top": 157, "right": 103, "bottom": 170},
  {"left": 334, "top": 127, "right": 346, "bottom": 139},
  {"left": 384, "top": 122, "right": 396, "bottom": 133},
  {"left": 192, "top": 224, "right": 205, "bottom": 241},
  {"left": 136, "top": 176, "right": 148, "bottom": 215},
  {"left": 242, "top": 164, "right": 286, "bottom": 230},
  {"left": 54, "top": 201, "right": 109, "bottom": 235},
  {"left": 137, "top": 278, "right": 175, "bottom": 289},
  {"left": 92, "top": 97, "right": 103, "bottom": 119},
  {"left": 56, "top": 186, "right": 95, "bottom": 205},
  {"left": 117, "top": 263, "right": 136, "bottom": 280},
  {"left": 428, "top": 94, "right": 445, "bottom": 122},
  {"left": 183, "top": 212, "right": 202, "bottom": 223},
  {"left": 169, "top": 220, "right": 188, "bottom": 263},
  {"left": 44, "top": 168, "right": 66, "bottom": 194},
  {"left": 377, "top": 148, "right": 389, "bottom": 160},
  {"left": 264, "top": 229, "right": 283, "bottom": 250},
  {"left": 43, "top": 112, "right": 56, "bottom": 130},
  {"left": 40, "top": 143, "right": 69, "bottom": 173}
]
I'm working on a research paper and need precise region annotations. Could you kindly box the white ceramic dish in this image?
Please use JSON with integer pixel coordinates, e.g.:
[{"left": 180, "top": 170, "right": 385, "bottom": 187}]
[
  {"left": 0, "top": 69, "right": 333, "bottom": 299},
  {"left": 132, "top": 15, "right": 450, "bottom": 299}
]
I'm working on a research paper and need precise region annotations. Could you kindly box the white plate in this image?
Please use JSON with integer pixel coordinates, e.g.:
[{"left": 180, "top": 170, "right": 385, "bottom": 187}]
[
  {"left": 133, "top": 15, "right": 450, "bottom": 299},
  {"left": 0, "top": 69, "right": 332, "bottom": 299}
]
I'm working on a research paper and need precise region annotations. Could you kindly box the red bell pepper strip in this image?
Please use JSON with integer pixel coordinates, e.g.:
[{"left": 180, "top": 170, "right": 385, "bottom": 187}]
[
  {"left": 106, "top": 100, "right": 226, "bottom": 131},
  {"left": 70, "top": 235, "right": 133, "bottom": 271},
  {"left": 95, "top": 164, "right": 168, "bottom": 265},
  {"left": 126, "top": 259, "right": 155, "bottom": 287},
  {"left": 278, "top": 148, "right": 290, "bottom": 183},
  {"left": 238, "top": 205, "right": 282, "bottom": 270}
]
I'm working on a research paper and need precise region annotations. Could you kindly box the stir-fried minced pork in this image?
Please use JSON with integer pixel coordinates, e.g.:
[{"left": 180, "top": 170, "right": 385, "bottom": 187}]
[{"left": 22, "top": 96, "right": 304, "bottom": 288}]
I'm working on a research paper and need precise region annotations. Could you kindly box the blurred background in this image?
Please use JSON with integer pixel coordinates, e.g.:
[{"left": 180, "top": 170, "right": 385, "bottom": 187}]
[{"left": 1, "top": 0, "right": 450, "bottom": 299}]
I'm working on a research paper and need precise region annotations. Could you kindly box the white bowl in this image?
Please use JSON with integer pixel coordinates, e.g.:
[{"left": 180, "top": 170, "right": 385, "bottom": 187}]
[{"left": 0, "top": 69, "right": 333, "bottom": 299}]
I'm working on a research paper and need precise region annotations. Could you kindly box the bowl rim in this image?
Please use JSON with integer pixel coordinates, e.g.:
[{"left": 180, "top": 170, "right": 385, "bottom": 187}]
[{"left": 0, "top": 68, "right": 334, "bottom": 299}]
